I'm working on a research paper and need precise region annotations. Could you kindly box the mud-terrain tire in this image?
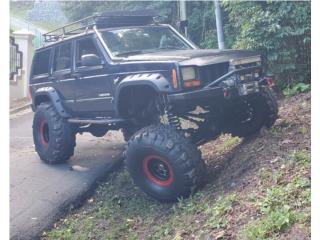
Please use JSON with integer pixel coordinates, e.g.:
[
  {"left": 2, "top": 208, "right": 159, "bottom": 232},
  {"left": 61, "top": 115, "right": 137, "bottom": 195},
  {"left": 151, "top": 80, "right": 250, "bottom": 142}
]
[
  {"left": 125, "top": 124, "right": 206, "bottom": 201},
  {"left": 33, "top": 102, "right": 76, "bottom": 164},
  {"left": 229, "top": 86, "right": 278, "bottom": 138}
]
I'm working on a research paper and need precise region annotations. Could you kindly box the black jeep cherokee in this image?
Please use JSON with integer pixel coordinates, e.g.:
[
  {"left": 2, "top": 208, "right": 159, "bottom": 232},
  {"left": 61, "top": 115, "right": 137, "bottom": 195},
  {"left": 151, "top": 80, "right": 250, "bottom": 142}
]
[{"left": 29, "top": 11, "right": 278, "bottom": 201}]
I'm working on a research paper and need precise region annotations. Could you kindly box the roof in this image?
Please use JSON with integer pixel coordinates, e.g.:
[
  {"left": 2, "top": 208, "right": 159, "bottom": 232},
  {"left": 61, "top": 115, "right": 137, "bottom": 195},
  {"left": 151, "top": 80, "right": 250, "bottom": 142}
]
[{"left": 42, "top": 10, "right": 158, "bottom": 44}]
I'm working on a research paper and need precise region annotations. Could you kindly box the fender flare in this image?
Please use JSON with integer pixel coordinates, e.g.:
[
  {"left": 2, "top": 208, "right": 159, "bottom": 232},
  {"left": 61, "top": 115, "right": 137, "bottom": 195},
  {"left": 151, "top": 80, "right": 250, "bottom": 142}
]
[
  {"left": 115, "top": 73, "right": 171, "bottom": 117},
  {"left": 33, "top": 87, "right": 71, "bottom": 118}
]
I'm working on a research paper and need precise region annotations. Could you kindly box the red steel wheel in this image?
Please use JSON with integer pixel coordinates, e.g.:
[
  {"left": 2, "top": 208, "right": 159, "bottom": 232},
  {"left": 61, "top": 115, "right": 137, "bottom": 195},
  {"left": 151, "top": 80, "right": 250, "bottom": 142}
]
[
  {"left": 143, "top": 155, "right": 174, "bottom": 187},
  {"left": 39, "top": 119, "right": 49, "bottom": 149}
]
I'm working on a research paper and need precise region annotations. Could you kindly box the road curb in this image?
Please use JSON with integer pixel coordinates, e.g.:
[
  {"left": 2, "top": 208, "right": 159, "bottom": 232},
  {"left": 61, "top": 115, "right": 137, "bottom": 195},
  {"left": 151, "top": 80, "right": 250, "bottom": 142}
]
[{"left": 10, "top": 103, "right": 31, "bottom": 115}]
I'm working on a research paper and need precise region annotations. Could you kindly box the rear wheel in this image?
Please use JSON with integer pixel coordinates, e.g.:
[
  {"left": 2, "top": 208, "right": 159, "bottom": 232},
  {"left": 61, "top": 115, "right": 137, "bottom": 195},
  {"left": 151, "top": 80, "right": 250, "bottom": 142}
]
[
  {"left": 125, "top": 124, "right": 206, "bottom": 201},
  {"left": 228, "top": 86, "right": 278, "bottom": 137},
  {"left": 33, "top": 102, "right": 76, "bottom": 164}
]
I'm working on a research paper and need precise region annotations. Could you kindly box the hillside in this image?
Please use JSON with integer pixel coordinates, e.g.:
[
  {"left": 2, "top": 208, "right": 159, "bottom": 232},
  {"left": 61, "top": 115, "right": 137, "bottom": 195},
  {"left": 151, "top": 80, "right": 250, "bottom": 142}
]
[{"left": 44, "top": 92, "right": 311, "bottom": 240}]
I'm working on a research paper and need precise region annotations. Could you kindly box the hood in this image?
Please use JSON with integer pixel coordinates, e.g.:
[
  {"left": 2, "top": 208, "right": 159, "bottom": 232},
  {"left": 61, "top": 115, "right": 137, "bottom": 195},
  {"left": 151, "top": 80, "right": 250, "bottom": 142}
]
[{"left": 125, "top": 49, "right": 260, "bottom": 66}]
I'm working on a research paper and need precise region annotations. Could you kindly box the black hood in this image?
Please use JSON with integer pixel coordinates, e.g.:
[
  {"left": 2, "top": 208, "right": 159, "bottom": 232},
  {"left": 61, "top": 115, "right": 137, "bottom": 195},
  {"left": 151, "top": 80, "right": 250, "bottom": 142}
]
[{"left": 125, "top": 49, "right": 260, "bottom": 66}]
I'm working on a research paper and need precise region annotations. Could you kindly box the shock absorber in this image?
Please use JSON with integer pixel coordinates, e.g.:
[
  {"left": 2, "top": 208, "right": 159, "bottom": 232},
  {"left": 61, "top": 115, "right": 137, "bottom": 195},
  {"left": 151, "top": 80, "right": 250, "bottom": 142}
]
[{"left": 166, "top": 110, "right": 182, "bottom": 131}]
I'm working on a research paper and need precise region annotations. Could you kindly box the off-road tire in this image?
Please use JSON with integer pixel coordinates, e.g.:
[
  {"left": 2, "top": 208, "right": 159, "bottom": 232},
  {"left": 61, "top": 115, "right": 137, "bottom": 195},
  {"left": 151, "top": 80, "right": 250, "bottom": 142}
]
[
  {"left": 229, "top": 86, "right": 278, "bottom": 138},
  {"left": 262, "top": 86, "right": 278, "bottom": 128},
  {"left": 33, "top": 102, "right": 76, "bottom": 164},
  {"left": 125, "top": 124, "right": 206, "bottom": 202},
  {"left": 122, "top": 126, "right": 138, "bottom": 142}
]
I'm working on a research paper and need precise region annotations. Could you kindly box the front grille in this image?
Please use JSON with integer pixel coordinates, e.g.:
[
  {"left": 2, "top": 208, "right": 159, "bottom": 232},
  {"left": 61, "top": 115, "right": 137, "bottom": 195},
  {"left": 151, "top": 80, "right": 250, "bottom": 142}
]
[{"left": 199, "top": 62, "right": 229, "bottom": 85}]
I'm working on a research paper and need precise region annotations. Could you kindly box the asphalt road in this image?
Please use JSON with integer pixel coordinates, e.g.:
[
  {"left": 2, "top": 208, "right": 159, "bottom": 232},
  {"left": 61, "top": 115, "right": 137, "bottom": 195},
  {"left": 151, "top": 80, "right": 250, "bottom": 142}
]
[{"left": 10, "top": 110, "right": 125, "bottom": 240}]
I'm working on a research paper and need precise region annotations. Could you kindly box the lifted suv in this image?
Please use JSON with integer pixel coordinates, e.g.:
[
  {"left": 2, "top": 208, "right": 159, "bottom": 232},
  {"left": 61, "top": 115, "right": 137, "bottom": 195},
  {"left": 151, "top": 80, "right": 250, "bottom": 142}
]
[{"left": 29, "top": 11, "right": 278, "bottom": 201}]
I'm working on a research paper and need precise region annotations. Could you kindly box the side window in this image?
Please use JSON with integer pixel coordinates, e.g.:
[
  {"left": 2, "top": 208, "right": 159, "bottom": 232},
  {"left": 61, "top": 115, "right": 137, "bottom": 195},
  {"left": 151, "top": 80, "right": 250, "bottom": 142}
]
[
  {"left": 76, "top": 38, "right": 101, "bottom": 67},
  {"left": 32, "top": 49, "right": 51, "bottom": 76},
  {"left": 53, "top": 42, "right": 72, "bottom": 71}
]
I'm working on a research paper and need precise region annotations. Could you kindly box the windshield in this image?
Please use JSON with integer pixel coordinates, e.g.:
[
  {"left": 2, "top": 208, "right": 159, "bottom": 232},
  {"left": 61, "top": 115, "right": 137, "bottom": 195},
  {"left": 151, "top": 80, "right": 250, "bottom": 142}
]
[{"left": 101, "top": 26, "right": 192, "bottom": 57}]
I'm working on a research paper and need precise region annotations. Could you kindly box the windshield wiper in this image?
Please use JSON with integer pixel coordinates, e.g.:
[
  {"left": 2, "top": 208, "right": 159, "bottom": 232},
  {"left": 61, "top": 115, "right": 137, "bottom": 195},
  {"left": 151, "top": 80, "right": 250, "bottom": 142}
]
[{"left": 115, "top": 50, "right": 144, "bottom": 57}]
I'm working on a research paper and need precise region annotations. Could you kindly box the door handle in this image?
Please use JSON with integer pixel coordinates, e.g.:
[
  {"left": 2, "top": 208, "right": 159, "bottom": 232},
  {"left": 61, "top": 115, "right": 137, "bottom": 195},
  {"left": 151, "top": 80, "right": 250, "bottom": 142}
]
[
  {"left": 48, "top": 76, "right": 55, "bottom": 81},
  {"left": 71, "top": 73, "right": 82, "bottom": 78}
]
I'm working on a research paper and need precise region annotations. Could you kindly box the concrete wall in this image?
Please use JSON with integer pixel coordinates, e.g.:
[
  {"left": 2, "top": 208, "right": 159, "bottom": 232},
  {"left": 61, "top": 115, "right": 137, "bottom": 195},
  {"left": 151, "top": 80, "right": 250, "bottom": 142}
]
[{"left": 10, "top": 30, "right": 35, "bottom": 102}]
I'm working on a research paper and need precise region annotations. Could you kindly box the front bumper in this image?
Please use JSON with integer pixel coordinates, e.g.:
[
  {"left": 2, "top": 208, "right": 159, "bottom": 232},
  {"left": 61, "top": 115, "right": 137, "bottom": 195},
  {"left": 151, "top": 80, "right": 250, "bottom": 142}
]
[
  {"left": 168, "top": 85, "right": 226, "bottom": 103},
  {"left": 168, "top": 65, "right": 264, "bottom": 104}
]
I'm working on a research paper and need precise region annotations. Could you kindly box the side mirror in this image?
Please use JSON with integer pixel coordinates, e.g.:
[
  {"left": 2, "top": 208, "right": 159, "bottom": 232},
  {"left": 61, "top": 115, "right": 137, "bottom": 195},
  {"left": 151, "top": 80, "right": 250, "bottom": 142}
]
[{"left": 81, "top": 54, "right": 101, "bottom": 67}]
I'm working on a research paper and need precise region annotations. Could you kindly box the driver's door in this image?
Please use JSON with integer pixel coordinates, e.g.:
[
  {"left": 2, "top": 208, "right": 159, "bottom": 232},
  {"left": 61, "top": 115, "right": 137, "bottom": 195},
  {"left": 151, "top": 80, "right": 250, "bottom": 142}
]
[{"left": 73, "top": 36, "right": 114, "bottom": 117}]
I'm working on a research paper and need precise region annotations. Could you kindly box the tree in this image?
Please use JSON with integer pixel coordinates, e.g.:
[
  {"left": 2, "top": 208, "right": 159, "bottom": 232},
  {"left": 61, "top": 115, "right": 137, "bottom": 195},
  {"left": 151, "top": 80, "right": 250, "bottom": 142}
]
[{"left": 223, "top": 1, "right": 311, "bottom": 87}]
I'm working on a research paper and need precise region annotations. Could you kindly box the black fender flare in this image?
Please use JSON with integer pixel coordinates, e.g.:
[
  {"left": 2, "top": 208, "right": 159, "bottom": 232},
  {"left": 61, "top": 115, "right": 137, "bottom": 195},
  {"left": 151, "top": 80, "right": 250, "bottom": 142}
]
[
  {"left": 33, "top": 87, "right": 71, "bottom": 118},
  {"left": 114, "top": 73, "right": 171, "bottom": 116}
]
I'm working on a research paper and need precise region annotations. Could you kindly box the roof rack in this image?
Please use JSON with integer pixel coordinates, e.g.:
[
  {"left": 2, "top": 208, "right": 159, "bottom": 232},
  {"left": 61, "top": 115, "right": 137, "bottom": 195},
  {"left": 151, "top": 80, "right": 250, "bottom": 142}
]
[{"left": 43, "top": 10, "right": 157, "bottom": 43}]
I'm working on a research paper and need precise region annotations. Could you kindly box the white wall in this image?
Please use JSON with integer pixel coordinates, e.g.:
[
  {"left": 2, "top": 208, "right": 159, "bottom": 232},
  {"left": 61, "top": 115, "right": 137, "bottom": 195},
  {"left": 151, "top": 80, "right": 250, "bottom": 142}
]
[{"left": 10, "top": 30, "right": 35, "bottom": 102}]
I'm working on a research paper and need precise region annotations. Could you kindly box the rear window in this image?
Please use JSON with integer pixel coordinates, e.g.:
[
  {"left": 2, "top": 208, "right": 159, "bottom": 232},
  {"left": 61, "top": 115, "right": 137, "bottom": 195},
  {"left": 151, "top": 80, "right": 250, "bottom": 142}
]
[{"left": 32, "top": 49, "right": 51, "bottom": 76}]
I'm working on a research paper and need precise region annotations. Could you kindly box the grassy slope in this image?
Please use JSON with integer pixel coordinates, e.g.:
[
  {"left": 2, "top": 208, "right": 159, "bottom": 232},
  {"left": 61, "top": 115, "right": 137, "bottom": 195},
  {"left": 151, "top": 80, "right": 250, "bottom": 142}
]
[{"left": 44, "top": 92, "right": 311, "bottom": 240}]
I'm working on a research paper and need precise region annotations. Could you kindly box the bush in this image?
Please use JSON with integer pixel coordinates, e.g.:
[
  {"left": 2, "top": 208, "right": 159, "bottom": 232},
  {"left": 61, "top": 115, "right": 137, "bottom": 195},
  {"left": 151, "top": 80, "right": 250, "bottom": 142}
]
[{"left": 222, "top": 1, "right": 311, "bottom": 89}]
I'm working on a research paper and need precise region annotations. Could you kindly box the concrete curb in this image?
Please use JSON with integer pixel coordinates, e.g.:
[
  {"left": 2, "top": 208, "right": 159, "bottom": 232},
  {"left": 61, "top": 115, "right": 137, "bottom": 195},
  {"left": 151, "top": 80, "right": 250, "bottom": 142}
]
[{"left": 10, "top": 103, "right": 31, "bottom": 115}]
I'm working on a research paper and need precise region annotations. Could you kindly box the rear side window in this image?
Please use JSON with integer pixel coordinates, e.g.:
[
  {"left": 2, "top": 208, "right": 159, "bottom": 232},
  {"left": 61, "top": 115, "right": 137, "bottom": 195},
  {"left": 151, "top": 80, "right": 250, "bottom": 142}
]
[
  {"left": 32, "top": 49, "right": 51, "bottom": 76},
  {"left": 76, "top": 38, "right": 101, "bottom": 67},
  {"left": 53, "top": 42, "right": 72, "bottom": 71}
]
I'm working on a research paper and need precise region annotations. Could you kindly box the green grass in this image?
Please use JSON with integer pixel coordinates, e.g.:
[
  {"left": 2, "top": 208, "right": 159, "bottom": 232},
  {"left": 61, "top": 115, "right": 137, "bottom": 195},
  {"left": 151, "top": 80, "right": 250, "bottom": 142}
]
[
  {"left": 240, "top": 149, "right": 311, "bottom": 239},
  {"left": 216, "top": 135, "right": 241, "bottom": 154}
]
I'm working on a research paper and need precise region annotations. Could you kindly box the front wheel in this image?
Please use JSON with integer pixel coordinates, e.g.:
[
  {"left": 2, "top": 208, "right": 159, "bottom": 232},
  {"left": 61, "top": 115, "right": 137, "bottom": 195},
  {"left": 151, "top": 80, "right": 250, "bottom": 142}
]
[
  {"left": 227, "top": 86, "right": 278, "bottom": 137},
  {"left": 33, "top": 102, "right": 76, "bottom": 164},
  {"left": 125, "top": 124, "right": 206, "bottom": 202}
]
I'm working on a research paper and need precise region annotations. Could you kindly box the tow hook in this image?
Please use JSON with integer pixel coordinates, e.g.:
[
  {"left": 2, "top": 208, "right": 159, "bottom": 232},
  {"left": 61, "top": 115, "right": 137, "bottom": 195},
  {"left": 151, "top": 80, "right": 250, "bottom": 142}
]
[{"left": 264, "top": 77, "right": 275, "bottom": 87}]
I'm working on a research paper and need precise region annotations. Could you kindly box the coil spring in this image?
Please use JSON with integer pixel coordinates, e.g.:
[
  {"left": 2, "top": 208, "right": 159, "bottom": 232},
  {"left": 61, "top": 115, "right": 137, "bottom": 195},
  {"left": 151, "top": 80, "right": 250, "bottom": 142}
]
[{"left": 167, "top": 111, "right": 182, "bottom": 130}]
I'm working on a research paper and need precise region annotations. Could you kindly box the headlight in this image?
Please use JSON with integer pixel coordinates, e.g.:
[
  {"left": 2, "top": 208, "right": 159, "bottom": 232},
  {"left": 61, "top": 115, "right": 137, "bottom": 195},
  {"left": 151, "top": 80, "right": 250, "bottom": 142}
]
[
  {"left": 181, "top": 67, "right": 196, "bottom": 81},
  {"left": 180, "top": 67, "right": 200, "bottom": 88}
]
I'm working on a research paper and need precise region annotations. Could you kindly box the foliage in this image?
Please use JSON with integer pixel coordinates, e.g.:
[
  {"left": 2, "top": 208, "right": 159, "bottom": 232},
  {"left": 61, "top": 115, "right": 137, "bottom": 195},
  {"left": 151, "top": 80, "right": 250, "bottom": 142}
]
[
  {"left": 283, "top": 82, "right": 311, "bottom": 96},
  {"left": 10, "top": 1, "right": 34, "bottom": 19},
  {"left": 222, "top": 1, "right": 311, "bottom": 88}
]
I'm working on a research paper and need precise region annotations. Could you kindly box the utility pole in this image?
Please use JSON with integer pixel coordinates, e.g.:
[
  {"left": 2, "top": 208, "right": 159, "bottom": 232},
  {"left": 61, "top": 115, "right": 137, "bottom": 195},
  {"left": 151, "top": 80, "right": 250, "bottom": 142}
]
[
  {"left": 214, "top": 0, "right": 225, "bottom": 49},
  {"left": 179, "top": 0, "right": 188, "bottom": 37}
]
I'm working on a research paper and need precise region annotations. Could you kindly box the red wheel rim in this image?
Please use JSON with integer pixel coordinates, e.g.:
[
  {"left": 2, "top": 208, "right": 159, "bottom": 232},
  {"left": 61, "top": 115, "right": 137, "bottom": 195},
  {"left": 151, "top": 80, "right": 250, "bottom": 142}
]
[
  {"left": 143, "top": 155, "right": 174, "bottom": 187},
  {"left": 39, "top": 119, "right": 49, "bottom": 149}
]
